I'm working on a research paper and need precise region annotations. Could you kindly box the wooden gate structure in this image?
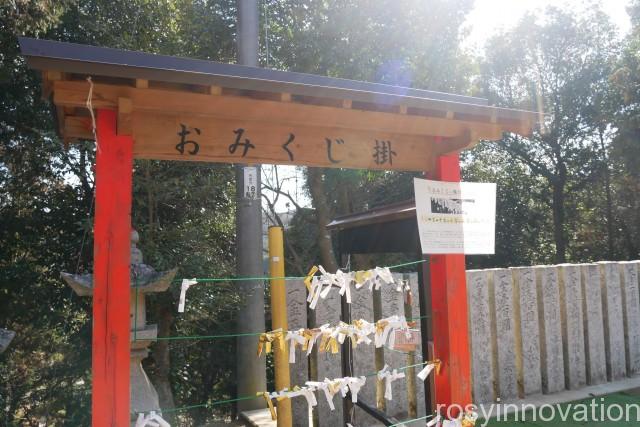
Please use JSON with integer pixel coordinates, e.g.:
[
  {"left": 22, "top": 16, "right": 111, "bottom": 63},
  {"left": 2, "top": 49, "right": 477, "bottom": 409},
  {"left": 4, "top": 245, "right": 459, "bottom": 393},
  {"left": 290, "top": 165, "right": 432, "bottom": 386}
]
[{"left": 20, "top": 37, "right": 538, "bottom": 427}]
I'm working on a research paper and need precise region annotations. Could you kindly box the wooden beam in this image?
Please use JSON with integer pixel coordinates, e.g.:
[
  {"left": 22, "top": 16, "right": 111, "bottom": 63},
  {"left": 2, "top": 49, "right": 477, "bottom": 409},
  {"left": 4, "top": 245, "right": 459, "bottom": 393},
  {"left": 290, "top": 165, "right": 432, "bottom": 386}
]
[
  {"left": 51, "top": 80, "right": 521, "bottom": 139},
  {"left": 92, "top": 109, "right": 132, "bottom": 427},
  {"left": 117, "top": 97, "right": 133, "bottom": 136},
  {"left": 135, "top": 79, "right": 148, "bottom": 89},
  {"left": 429, "top": 152, "right": 472, "bottom": 416},
  {"left": 131, "top": 111, "right": 438, "bottom": 171},
  {"left": 280, "top": 92, "right": 292, "bottom": 102},
  {"left": 41, "top": 70, "right": 62, "bottom": 99},
  {"left": 65, "top": 116, "right": 93, "bottom": 139},
  {"left": 46, "top": 70, "right": 63, "bottom": 81}
]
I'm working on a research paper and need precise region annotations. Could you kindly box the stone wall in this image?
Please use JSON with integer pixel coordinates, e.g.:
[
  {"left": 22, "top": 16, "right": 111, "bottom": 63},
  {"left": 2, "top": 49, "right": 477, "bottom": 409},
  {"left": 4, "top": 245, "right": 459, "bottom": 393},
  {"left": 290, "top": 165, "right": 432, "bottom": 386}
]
[{"left": 468, "top": 261, "right": 640, "bottom": 404}]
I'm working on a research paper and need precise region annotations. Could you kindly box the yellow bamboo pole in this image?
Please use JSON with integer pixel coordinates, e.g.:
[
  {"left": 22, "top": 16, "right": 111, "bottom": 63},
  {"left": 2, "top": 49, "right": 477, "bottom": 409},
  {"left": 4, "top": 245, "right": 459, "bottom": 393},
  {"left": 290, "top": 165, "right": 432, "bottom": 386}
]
[{"left": 268, "top": 226, "right": 292, "bottom": 427}]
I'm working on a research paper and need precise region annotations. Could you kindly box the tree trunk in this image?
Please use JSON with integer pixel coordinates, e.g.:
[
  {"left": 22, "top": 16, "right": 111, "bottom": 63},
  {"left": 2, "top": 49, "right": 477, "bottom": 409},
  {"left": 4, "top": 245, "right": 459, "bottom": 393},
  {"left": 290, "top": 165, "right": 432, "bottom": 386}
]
[
  {"left": 599, "top": 131, "right": 615, "bottom": 260},
  {"left": 551, "top": 175, "right": 567, "bottom": 263},
  {"left": 306, "top": 167, "right": 338, "bottom": 272}
]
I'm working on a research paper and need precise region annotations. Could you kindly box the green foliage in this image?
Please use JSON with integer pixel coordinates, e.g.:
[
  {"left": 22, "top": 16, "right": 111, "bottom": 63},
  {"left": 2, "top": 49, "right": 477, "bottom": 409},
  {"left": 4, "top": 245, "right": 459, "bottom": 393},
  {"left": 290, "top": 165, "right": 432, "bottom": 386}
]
[
  {"left": 1, "top": 1, "right": 239, "bottom": 425},
  {"left": 462, "top": 142, "right": 555, "bottom": 268},
  {"left": 263, "top": 0, "right": 473, "bottom": 91},
  {"left": 476, "top": 5, "right": 620, "bottom": 263},
  {"left": 609, "top": 0, "right": 640, "bottom": 258}
]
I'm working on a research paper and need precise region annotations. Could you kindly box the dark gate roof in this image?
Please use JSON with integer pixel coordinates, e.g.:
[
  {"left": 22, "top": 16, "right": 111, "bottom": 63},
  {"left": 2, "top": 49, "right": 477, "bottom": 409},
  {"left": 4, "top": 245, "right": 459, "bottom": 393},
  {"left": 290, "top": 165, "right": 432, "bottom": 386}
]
[{"left": 19, "top": 37, "right": 488, "bottom": 108}]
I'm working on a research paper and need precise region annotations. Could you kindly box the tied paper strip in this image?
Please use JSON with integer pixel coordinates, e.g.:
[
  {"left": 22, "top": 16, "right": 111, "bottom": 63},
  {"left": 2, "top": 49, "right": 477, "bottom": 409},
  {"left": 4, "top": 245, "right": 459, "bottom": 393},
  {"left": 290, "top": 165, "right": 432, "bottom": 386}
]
[
  {"left": 178, "top": 278, "right": 197, "bottom": 313},
  {"left": 306, "top": 265, "right": 402, "bottom": 310},
  {"left": 344, "top": 376, "right": 367, "bottom": 403},
  {"left": 304, "top": 265, "right": 318, "bottom": 292},
  {"left": 427, "top": 415, "right": 441, "bottom": 427},
  {"left": 287, "top": 386, "right": 318, "bottom": 408},
  {"left": 285, "top": 329, "right": 307, "bottom": 363},
  {"left": 375, "top": 315, "right": 411, "bottom": 349},
  {"left": 258, "top": 392, "right": 278, "bottom": 420},
  {"left": 370, "top": 267, "right": 394, "bottom": 290},
  {"left": 417, "top": 359, "right": 442, "bottom": 381},
  {"left": 257, "top": 329, "right": 284, "bottom": 357},
  {"left": 335, "top": 269, "right": 354, "bottom": 304},
  {"left": 377, "top": 364, "right": 405, "bottom": 401},
  {"left": 417, "top": 364, "right": 434, "bottom": 381},
  {"left": 307, "top": 267, "right": 334, "bottom": 309},
  {"left": 135, "top": 411, "right": 170, "bottom": 427},
  {"left": 305, "top": 380, "right": 336, "bottom": 411},
  {"left": 305, "top": 324, "right": 330, "bottom": 355},
  {"left": 461, "top": 412, "right": 478, "bottom": 427}
]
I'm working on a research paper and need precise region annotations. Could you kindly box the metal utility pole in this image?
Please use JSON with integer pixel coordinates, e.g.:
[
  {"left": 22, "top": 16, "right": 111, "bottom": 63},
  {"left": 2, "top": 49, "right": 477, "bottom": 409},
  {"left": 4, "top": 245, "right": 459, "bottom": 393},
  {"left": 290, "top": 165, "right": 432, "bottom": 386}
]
[{"left": 235, "top": 0, "right": 266, "bottom": 412}]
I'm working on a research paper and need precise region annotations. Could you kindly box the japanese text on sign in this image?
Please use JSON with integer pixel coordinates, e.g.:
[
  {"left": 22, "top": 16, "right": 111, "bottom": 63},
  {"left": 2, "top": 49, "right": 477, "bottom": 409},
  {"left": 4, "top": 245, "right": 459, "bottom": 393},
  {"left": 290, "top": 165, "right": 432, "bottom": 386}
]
[
  {"left": 244, "top": 167, "right": 258, "bottom": 200},
  {"left": 173, "top": 125, "right": 404, "bottom": 167}
]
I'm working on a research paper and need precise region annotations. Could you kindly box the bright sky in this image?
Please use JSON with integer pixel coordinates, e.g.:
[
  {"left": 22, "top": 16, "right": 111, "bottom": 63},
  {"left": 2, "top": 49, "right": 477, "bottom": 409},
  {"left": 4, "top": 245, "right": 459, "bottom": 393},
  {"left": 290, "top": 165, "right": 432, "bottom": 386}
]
[
  {"left": 463, "top": 0, "right": 632, "bottom": 51},
  {"left": 265, "top": 0, "right": 633, "bottom": 213}
]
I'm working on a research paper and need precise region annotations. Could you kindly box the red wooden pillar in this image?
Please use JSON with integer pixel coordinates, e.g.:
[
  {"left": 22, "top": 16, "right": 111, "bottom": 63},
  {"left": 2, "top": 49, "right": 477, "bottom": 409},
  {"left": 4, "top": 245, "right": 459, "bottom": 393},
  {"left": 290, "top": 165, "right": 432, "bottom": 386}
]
[
  {"left": 93, "top": 109, "right": 133, "bottom": 427},
  {"left": 429, "top": 152, "right": 472, "bottom": 415}
]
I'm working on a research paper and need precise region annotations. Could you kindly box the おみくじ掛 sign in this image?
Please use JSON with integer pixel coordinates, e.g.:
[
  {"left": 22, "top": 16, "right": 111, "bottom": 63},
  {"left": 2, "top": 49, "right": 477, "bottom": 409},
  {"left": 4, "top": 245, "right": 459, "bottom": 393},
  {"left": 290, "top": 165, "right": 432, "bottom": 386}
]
[{"left": 414, "top": 178, "right": 496, "bottom": 254}]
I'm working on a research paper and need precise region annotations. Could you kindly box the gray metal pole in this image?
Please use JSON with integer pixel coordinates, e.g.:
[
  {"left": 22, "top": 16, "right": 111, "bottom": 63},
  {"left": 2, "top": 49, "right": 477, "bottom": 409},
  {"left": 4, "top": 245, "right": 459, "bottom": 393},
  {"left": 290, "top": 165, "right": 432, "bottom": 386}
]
[{"left": 235, "top": 0, "right": 267, "bottom": 412}]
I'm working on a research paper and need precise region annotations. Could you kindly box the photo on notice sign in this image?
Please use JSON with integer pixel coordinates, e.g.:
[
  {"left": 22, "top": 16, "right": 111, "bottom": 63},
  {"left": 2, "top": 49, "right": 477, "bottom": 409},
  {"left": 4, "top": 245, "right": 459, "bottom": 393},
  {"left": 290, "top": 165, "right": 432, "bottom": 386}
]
[{"left": 430, "top": 197, "right": 475, "bottom": 215}]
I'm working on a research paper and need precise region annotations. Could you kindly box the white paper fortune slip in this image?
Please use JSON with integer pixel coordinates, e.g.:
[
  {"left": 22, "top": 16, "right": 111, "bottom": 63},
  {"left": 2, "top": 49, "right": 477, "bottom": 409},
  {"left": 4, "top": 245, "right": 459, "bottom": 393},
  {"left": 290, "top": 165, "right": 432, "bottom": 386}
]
[{"left": 178, "top": 278, "right": 197, "bottom": 313}]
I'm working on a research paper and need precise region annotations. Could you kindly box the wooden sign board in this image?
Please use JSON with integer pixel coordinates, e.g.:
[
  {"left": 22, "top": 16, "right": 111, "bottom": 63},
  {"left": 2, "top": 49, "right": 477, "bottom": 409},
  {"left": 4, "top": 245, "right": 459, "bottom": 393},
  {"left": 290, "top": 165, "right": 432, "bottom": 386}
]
[{"left": 132, "top": 111, "right": 440, "bottom": 171}]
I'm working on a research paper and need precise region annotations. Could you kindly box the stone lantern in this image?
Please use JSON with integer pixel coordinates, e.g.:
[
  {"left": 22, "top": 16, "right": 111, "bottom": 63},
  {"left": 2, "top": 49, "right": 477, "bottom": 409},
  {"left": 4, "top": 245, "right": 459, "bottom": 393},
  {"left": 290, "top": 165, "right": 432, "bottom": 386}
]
[
  {"left": 0, "top": 329, "right": 15, "bottom": 354},
  {"left": 62, "top": 230, "right": 177, "bottom": 419}
]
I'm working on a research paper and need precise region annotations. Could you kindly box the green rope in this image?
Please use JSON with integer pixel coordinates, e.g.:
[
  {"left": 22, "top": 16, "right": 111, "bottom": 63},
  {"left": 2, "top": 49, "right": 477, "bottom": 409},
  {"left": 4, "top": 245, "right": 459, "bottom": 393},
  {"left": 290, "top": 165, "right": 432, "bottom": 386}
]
[
  {"left": 189, "top": 275, "right": 303, "bottom": 283},
  {"left": 174, "top": 259, "right": 427, "bottom": 284},
  {"left": 161, "top": 395, "right": 259, "bottom": 414},
  {"left": 363, "top": 361, "right": 430, "bottom": 378},
  {"left": 140, "top": 331, "right": 264, "bottom": 342},
  {"left": 142, "top": 326, "right": 424, "bottom": 342},
  {"left": 389, "top": 414, "right": 435, "bottom": 427},
  {"left": 385, "top": 259, "right": 428, "bottom": 270},
  {"left": 407, "top": 314, "right": 430, "bottom": 321}
]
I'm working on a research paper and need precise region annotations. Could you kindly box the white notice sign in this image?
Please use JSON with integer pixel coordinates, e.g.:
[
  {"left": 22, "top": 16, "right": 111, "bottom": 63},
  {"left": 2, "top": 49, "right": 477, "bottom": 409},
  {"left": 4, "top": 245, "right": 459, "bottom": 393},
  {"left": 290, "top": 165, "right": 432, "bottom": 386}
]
[
  {"left": 243, "top": 167, "right": 258, "bottom": 199},
  {"left": 414, "top": 178, "right": 496, "bottom": 254}
]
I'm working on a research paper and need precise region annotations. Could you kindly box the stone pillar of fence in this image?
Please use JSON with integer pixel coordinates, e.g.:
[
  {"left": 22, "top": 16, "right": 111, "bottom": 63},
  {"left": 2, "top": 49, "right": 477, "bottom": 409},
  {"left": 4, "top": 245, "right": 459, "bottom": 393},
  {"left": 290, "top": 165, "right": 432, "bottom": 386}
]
[
  {"left": 490, "top": 269, "right": 518, "bottom": 400},
  {"left": 351, "top": 284, "right": 379, "bottom": 426},
  {"left": 314, "top": 288, "right": 343, "bottom": 426},
  {"left": 287, "top": 279, "right": 310, "bottom": 427},
  {"left": 511, "top": 266, "right": 542, "bottom": 397},
  {"left": 580, "top": 264, "right": 607, "bottom": 385},
  {"left": 534, "top": 266, "right": 565, "bottom": 394},
  {"left": 381, "top": 273, "right": 413, "bottom": 419},
  {"left": 466, "top": 269, "right": 495, "bottom": 404},
  {"left": 558, "top": 264, "right": 587, "bottom": 390},
  {"left": 619, "top": 261, "right": 640, "bottom": 375},
  {"left": 599, "top": 262, "right": 627, "bottom": 381},
  {"left": 407, "top": 272, "right": 426, "bottom": 418}
]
